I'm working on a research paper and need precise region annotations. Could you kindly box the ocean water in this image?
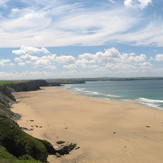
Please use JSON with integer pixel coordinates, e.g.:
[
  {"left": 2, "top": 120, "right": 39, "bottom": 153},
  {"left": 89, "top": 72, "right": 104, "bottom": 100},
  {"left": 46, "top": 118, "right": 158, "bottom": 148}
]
[{"left": 64, "top": 80, "right": 163, "bottom": 110}]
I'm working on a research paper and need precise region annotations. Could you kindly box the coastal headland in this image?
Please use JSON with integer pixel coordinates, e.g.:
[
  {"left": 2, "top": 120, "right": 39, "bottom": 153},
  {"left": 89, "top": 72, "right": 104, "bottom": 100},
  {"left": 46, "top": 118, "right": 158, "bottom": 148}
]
[{"left": 12, "top": 86, "right": 163, "bottom": 163}]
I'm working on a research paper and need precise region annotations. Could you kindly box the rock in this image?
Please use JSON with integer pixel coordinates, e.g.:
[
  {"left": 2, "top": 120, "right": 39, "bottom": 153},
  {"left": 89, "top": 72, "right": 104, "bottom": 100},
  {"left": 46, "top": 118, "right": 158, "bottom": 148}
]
[
  {"left": 55, "top": 143, "right": 77, "bottom": 155},
  {"left": 56, "top": 141, "right": 65, "bottom": 144},
  {"left": 75, "top": 146, "right": 80, "bottom": 150},
  {"left": 56, "top": 153, "right": 61, "bottom": 157}
]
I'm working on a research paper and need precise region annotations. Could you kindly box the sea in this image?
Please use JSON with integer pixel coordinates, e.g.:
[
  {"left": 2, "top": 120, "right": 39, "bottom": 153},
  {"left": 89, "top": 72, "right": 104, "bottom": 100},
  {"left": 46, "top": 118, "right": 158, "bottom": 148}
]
[{"left": 64, "top": 80, "right": 163, "bottom": 110}]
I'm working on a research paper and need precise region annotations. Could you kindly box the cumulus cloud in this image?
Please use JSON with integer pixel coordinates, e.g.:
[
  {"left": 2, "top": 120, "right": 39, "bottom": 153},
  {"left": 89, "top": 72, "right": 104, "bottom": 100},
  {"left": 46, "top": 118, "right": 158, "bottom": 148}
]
[
  {"left": 20, "top": 54, "right": 39, "bottom": 62},
  {"left": 34, "top": 57, "right": 52, "bottom": 67},
  {"left": 105, "top": 63, "right": 136, "bottom": 70},
  {"left": 139, "top": 62, "right": 152, "bottom": 68},
  {"left": 1, "top": 46, "right": 159, "bottom": 79},
  {"left": 33, "top": 56, "right": 56, "bottom": 69},
  {"left": 78, "top": 48, "right": 146, "bottom": 64},
  {"left": 124, "top": 0, "right": 152, "bottom": 9},
  {"left": 15, "top": 57, "right": 23, "bottom": 62},
  {"left": 12, "top": 45, "right": 50, "bottom": 55},
  {"left": 18, "top": 62, "right": 26, "bottom": 66},
  {"left": 56, "top": 56, "right": 76, "bottom": 64},
  {"left": 154, "top": 54, "right": 163, "bottom": 61},
  {"left": 63, "top": 64, "right": 76, "bottom": 69},
  {"left": 0, "top": 59, "right": 11, "bottom": 66},
  {"left": 13, "top": 50, "right": 76, "bottom": 69},
  {"left": 128, "top": 54, "right": 146, "bottom": 62}
]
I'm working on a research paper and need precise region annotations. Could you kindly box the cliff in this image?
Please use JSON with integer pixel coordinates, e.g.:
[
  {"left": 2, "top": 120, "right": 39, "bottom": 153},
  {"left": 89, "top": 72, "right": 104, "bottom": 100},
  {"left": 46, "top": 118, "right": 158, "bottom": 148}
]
[
  {"left": 0, "top": 80, "right": 76, "bottom": 163},
  {"left": 0, "top": 80, "right": 55, "bottom": 162},
  {"left": 6, "top": 80, "right": 48, "bottom": 92}
]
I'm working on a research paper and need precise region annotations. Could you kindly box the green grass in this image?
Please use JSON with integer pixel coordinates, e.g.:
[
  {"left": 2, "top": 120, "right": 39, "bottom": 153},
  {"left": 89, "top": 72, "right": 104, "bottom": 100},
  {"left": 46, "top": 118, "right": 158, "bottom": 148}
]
[
  {"left": 0, "top": 81, "right": 14, "bottom": 86},
  {"left": 0, "top": 145, "right": 41, "bottom": 163},
  {"left": 0, "top": 81, "right": 31, "bottom": 86},
  {"left": 0, "top": 113, "right": 49, "bottom": 162}
]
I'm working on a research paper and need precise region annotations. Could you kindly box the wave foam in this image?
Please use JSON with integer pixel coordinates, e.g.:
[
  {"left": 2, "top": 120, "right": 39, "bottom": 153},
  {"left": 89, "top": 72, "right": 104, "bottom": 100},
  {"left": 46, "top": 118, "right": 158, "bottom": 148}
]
[
  {"left": 137, "top": 98, "right": 163, "bottom": 110},
  {"left": 106, "top": 94, "right": 120, "bottom": 98},
  {"left": 83, "top": 90, "right": 101, "bottom": 95},
  {"left": 138, "top": 98, "right": 163, "bottom": 103}
]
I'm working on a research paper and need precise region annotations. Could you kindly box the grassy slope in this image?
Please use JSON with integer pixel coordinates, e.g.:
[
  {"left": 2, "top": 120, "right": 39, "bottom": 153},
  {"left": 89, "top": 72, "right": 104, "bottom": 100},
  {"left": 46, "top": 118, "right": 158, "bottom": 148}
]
[
  {"left": 0, "top": 112, "right": 50, "bottom": 162},
  {"left": 0, "top": 82, "right": 56, "bottom": 162},
  {"left": 0, "top": 82, "right": 14, "bottom": 86}
]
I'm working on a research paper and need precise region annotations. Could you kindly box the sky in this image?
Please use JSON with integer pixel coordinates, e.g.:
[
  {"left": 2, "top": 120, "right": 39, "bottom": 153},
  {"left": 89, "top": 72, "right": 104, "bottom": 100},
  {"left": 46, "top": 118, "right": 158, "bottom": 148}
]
[{"left": 0, "top": 0, "right": 163, "bottom": 80}]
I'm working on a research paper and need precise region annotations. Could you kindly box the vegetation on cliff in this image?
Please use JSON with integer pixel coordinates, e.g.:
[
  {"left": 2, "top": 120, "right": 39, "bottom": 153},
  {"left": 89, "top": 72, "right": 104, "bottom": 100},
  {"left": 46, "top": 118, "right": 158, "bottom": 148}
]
[
  {"left": 0, "top": 113, "right": 50, "bottom": 162},
  {"left": 0, "top": 80, "right": 54, "bottom": 162},
  {"left": 0, "top": 80, "right": 77, "bottom": 163}
]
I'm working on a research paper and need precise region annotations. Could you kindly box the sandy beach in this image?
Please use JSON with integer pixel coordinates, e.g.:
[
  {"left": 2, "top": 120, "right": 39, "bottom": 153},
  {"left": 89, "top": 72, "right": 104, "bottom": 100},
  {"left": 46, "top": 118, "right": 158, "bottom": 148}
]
[{"left": 12, "top": 86, "right": 163, "bottom": 163}]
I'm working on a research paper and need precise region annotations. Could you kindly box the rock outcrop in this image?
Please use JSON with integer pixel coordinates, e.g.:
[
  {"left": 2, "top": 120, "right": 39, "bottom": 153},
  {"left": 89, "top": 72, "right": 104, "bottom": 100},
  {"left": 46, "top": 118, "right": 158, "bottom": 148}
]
[
  {"left": 6, "top": 80, "right": 48, "bottom": 92},
  {"left": 0, "top": 80, "right": 53, "bottom": 162},
  {"left": 0, "top": 80, "right": 77, "bottom": 163}
]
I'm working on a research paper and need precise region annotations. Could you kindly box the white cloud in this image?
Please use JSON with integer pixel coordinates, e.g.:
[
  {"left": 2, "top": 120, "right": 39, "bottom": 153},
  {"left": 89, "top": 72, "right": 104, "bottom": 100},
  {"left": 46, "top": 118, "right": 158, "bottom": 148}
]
[
  {"left": 77, "top": 48, "right": 146, "bottom": 64},
  {"left": 138, "top": 0, "right": 152, "bottom": 9},
  {"left": 139, "top": 62, "right": 152, "bottom": 68},
  {"left": 15, "top": 57, "right": 23, "bottom": 62},
  {"left": 124, "top": 0, "right": 152, "bottom": 9},
  {"left": 95, "top": 48, "right": 121, "bottom": 63},
  {"left": 77, "top": 59, "right": 96, "bottom": 67},
  {"left": 0, "top": 71, "right": 56, "bottom": 80},
  {"left": 128, "top": 54, "right": 146, "bottom": 62},
  {"left": 12, "top": 45, "right": 50, "bottom": 55},
  {"left": 0, "top": 0, "right": 161, "bottom": 48},
  {"left": 79, "top": 53, "right": 95, "bottom": 59},
  {"left": 18, "top": 62, "right": 26, "bottom": 66},
  {"left": 20, "top": 54, "right": 39, "bottom": 62},
  {"left": 56, "top": 56, "right": 76, "bottom": 64},
  {"left": 44, "top": 65, "right": 56, "bottom": 70},
  {"left": 105, "top": 63, "right": 136, "bottom": 70},
  {"left": 0, "top": 0, "right": 9, "bottom": 7},
  {"left": 47, "top": 54, "right": 57, "bottom": 61},
  {"left": 0, "top": 1, "right": 142, "bottom": 47},
  {"left": 34, "top": 57, "right": 52, "bottom": 67},
  {"left": 63, "top": 64, "right": 76, "bottom": 69},
  {"left": 155, "top": 54, "right": 163, "bottom": 61},
  {"left": 0, "top": 59, "right": 11, "bottom": 66},
  {"left": 124, "top": 0, "right": 134, "bottom": 8}
]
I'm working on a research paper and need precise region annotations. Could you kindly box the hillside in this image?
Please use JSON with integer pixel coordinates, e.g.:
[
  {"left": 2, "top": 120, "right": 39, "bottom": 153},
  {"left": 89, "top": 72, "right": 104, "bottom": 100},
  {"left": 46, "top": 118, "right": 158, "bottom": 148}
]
[{"left": 0, "top": 80, "right": 76, "bottom": 163}]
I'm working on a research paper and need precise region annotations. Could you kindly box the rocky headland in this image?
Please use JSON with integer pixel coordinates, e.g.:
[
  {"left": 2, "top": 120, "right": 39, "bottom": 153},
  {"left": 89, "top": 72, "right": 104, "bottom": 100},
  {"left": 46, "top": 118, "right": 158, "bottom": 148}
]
[{"left": 0, "top": 80, "right": 76, "bottom": 163}]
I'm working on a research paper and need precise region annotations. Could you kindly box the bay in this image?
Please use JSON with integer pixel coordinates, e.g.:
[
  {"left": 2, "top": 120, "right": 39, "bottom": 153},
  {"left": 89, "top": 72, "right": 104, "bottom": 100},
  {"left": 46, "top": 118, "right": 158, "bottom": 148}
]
[{"left": 64, "top": 80, "right": 163, "bottom": 110}]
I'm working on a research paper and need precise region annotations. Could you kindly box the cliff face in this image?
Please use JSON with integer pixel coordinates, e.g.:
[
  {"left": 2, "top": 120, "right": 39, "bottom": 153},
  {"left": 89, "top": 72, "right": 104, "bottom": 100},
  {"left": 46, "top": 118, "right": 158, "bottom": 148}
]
[
  {"left": 0, "top": 80, "right": 55, "bottom": 163},
  {"left": 6, "top": 80, "right": 48, "bottom": 92},
  {"left": 0, "top": 80, "right": 48, "bottom": 108}
]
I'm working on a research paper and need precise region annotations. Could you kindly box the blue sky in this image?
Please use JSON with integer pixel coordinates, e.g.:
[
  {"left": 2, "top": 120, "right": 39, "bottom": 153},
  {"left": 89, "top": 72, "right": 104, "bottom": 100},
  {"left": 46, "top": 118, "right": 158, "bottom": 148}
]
[{"left": 0, "top": 0, "right": 163, "bottom": 80}]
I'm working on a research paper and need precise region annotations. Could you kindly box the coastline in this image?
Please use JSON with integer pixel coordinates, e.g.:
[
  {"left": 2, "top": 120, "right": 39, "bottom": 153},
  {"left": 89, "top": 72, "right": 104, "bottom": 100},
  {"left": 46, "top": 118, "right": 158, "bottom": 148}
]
[
  {"left": 64, "top": 80, "right": 163, "bottom": 110},
  {"left": 12, "top": 86, "right": 163, "bottom": 163}
]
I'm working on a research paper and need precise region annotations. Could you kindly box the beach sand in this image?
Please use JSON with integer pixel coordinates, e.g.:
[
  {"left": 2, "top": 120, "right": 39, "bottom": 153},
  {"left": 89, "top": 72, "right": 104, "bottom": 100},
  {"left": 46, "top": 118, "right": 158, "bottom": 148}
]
[{"left": 12, "top": 86, "right": 163, "bottom": 163}]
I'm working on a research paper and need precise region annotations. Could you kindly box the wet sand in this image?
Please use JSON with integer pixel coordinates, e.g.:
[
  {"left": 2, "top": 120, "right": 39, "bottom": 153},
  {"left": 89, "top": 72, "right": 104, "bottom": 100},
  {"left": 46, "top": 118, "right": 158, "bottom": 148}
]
[{"left": 12, "top": 86, "right": 163, "bottom": 163}]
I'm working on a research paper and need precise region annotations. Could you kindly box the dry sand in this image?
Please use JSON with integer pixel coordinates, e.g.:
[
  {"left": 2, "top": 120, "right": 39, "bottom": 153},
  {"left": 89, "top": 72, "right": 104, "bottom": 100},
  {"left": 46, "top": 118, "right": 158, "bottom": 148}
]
[{"left": 12, "top": 86, "right": 163, "bottom": 163}]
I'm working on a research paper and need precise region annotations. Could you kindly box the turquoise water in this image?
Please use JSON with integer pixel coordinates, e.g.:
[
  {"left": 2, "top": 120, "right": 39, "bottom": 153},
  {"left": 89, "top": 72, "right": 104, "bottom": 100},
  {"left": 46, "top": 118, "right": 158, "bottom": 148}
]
[{"left": 64, "top": 80, "right": 163, "bottom": 110}]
